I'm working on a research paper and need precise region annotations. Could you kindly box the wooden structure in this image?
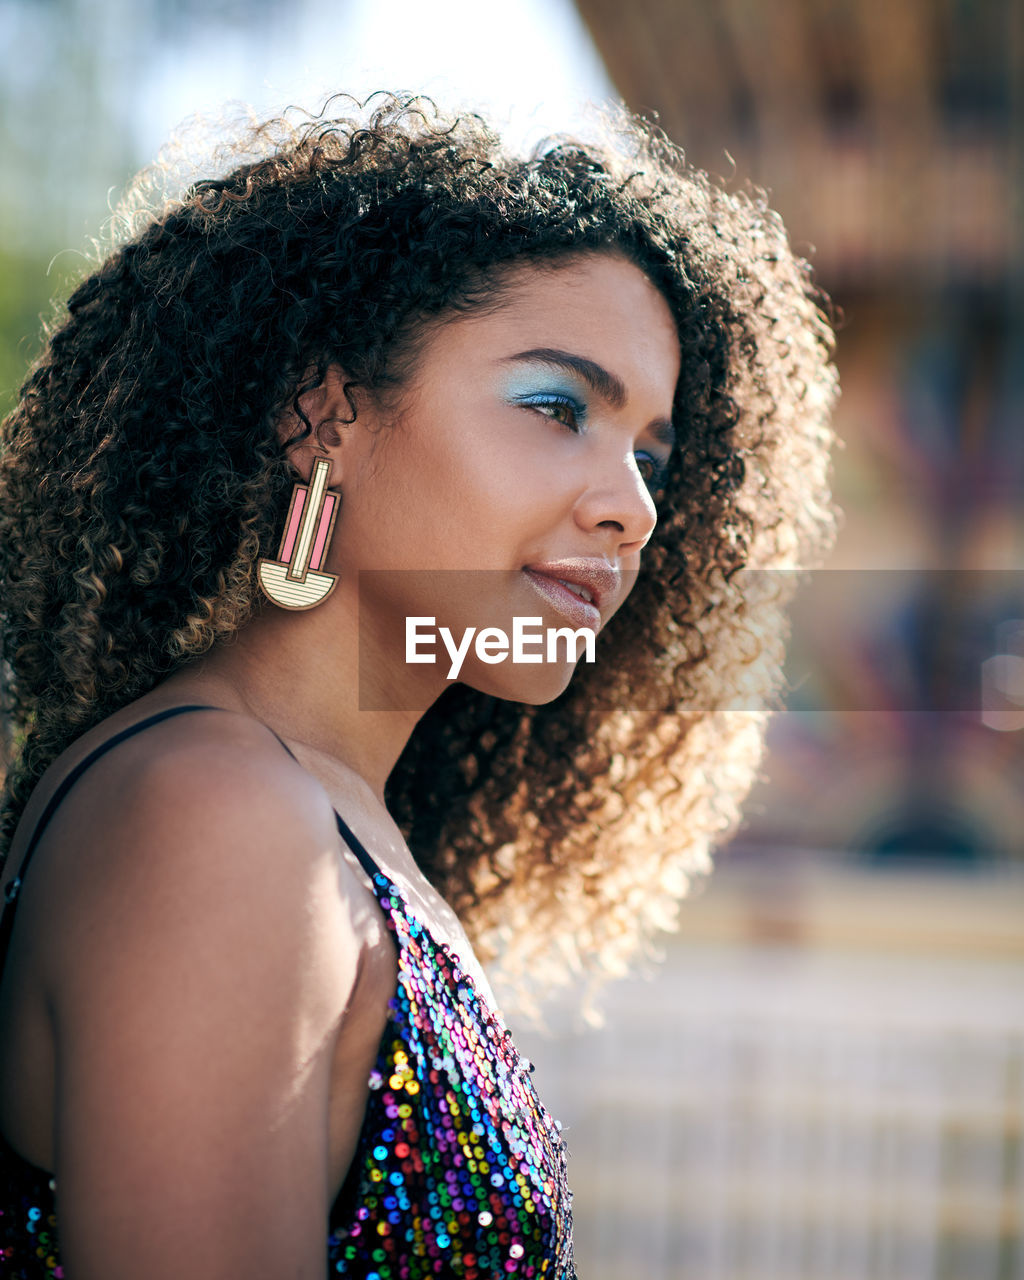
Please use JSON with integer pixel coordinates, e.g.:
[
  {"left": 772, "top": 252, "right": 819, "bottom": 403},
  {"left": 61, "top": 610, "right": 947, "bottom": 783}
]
[{"left": 574, "top": 0, "right": 1022, "bottom": 290}]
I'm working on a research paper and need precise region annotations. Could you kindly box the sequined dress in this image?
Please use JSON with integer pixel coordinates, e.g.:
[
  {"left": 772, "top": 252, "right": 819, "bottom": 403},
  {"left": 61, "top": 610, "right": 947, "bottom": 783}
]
[{"left": 0, "top": 704, "right": 576, "bottom": 1278}]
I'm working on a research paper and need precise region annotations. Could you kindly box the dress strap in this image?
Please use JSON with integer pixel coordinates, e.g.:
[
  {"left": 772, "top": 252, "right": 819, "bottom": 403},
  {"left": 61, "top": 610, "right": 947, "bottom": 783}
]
[
  {"left": 331, "top": 810, "right": 388, "bottom": 885},
  {"left": 253, "top": 729, "right": 388, "bottom": 884},
  {"left": 0, "top": 704, "right": 222, "bottom": 972},
  {"left": 0, "top": 701, "right": 389, "bottom": 952},
  {"left": 17, "top": 705, "right": 223, "bottom": 875}
]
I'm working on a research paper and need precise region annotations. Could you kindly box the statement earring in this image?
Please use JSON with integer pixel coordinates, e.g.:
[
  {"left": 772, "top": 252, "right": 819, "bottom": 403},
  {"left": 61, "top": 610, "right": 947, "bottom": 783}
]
[{"left": 257, "top": 456, "right": 340, "bottom": 610}]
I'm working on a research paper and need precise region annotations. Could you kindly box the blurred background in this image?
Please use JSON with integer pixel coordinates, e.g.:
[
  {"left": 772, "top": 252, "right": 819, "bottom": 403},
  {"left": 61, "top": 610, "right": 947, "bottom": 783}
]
[{"left": 1, "top": 0, "right": 1022, "bottom": 1276}]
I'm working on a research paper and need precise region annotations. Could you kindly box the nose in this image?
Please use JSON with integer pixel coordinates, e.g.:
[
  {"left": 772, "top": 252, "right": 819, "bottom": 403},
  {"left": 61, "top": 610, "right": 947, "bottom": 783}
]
[{"left": 573, "top": 452, "right": 659, "bottom": 552}]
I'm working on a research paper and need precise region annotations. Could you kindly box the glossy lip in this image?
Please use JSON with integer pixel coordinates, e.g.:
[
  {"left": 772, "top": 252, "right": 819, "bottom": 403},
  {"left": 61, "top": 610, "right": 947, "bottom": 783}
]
[
  {"left": 523, "top": 569, "right": 602, "bottom": 632},
  {"left": 522, "top": 558, "right": 620, "bottom": 614}
]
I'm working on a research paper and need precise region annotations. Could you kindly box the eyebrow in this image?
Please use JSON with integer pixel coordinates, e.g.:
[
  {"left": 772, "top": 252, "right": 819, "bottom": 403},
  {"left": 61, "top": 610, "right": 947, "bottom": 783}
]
[{"left": 500, "top": 347, "right": 676, "bottom": 448}]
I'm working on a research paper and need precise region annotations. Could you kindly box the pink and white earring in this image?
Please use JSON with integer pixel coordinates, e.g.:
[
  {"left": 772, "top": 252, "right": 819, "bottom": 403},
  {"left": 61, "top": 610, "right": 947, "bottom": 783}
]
[{"left": 257, "top": 456, "right": 340, "bottom": 610}]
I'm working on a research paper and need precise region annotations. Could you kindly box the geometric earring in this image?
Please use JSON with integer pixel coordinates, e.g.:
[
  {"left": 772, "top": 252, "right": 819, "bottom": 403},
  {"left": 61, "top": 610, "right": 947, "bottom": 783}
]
[{"left": 256, "top": 455, "right": 340, "bottom": 610}]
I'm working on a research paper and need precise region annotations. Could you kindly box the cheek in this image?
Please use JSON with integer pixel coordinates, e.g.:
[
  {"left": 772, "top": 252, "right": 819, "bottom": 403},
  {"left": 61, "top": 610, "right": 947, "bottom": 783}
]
[
  {"left": 414, "top": 419, "right": 523, "bottom": 512},
  {"left": 356, "top": 401, "right": 561, "bottom": 554},
  {"left": 608, "top": 564, "right": 643, "bottom": 621}
]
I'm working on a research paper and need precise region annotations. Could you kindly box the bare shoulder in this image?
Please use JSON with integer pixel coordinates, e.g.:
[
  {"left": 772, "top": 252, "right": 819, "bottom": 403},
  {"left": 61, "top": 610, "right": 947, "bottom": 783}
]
[
  {"left": 23, "top": 706, "right": 394, "bottom": 1014},
  {"left": 4, "top": 706, "right": 397, "bottom": 1275}
]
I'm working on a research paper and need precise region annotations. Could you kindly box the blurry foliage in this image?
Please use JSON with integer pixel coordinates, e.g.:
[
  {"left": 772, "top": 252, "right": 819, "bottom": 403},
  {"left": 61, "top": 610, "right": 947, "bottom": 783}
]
[
  {"left": 0, "top": 0, "right": 312, "bottom": 424},
  {"left": 0, "top": 249, "right": 68, "bottom": 423}
]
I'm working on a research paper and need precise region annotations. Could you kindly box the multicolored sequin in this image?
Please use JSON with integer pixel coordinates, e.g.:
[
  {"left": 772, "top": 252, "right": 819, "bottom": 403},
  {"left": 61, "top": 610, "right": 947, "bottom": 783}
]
[
  {"left": 0, "top": 706, "right": 576, "bottom": 1278},
  {"left": 0, "top": 1187, "right": 63, "bottom": 1278},
  {"left": 327, "top": 847, "right": 575, "bottom": 1277}
]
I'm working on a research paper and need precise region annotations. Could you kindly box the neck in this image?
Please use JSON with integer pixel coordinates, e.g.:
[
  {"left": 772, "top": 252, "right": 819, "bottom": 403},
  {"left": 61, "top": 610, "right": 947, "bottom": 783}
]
[{"left": 166, "top": 578, "right": 448, "bottom": 804}]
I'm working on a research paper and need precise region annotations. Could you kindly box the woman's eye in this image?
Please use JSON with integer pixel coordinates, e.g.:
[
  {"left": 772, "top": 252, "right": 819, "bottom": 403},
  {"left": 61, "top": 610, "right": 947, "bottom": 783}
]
[
  {"left": 636, "top": 452, "right": 669, "bottom": 496},
  {"left": 521, "top": 394, "right": 585, "bottom": 432}
]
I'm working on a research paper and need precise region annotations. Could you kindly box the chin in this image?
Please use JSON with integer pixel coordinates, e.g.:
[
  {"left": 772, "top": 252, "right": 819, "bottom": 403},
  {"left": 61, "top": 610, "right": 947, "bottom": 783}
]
[{"left": 462, "top": 661, "right": 579, "bottom": 706}]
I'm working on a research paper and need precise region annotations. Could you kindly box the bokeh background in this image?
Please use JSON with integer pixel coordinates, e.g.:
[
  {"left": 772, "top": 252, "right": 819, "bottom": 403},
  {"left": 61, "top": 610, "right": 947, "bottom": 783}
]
[{"left": 2, "top": 1, "right": 1022, "bottom": 1277}]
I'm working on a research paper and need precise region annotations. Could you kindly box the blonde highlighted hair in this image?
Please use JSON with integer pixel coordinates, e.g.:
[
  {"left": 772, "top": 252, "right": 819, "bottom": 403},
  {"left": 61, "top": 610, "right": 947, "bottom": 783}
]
[{"left": 0, "top": 92, "right": 839, "bottom": 1013}]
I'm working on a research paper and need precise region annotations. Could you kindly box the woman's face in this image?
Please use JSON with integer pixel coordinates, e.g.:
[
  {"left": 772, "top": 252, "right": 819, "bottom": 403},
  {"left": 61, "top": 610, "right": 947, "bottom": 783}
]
[{"left": 318, "top": 251, "right": 681, "bottom": 705}]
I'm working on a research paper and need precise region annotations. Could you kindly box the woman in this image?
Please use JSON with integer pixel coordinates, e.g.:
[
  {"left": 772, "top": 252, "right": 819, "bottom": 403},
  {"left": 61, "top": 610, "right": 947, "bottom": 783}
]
[{"left": 0, "top": 93, "right": 838, "bottom": 1277}]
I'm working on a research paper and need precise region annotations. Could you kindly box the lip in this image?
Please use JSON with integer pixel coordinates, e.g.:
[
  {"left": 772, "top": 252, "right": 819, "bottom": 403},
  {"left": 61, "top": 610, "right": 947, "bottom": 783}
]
[
  {"left": 523, "top": 569, "right": 602, "bottom": 631},
  {"left": 523, "top": 558, "right": 619, "bottom": 614},
  {"left": 522, "top": 559, "right": 620, "bottom": 635}
]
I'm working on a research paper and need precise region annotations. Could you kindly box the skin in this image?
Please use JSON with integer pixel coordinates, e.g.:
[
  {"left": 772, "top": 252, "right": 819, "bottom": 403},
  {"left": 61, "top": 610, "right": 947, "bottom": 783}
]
[
  {"left": 190, "top": 249, "right": 680, "bottom": 800},
  {"left": 0, "top": 251, "right": 680, "bottom": 1278}
]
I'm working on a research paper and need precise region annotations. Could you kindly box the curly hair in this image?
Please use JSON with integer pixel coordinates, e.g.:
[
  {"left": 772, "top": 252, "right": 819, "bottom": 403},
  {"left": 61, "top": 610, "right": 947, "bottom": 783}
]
[{"left": 0, "top": 91, "right": 839, "bottom": 1013}]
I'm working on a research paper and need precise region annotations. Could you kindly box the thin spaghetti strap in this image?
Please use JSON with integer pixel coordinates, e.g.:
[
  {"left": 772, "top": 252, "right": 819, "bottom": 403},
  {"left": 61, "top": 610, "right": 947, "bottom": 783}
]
[
  {"left": 0, "top": 703, "right": 222, "bottom": 969},
  {"left": 332, "top": 810, "right": 388, "bottom": 883},
  {"left": 258, "top": 727, "right": 389, "bottom": 883},
  {"left": 18, "top": 706, "right": 223, "bottom": 874},
  {"left": 2, "top": 703, "right": 385, "bottom": 930},
  {"left": 255, "top": 730, "right": 384, "bottom": 880}
]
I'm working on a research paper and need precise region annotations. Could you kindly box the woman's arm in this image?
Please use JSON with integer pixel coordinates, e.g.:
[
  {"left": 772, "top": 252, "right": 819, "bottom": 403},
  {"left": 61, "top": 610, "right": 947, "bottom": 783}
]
[{"left": 40, "top": 725, "right": 384, "bottom": 1279}]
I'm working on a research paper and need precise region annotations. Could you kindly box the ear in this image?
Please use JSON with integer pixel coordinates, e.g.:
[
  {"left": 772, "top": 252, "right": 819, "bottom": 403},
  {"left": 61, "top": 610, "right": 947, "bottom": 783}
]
[{"left": 278, "top": 364, "right": 361, "bottom": 484}]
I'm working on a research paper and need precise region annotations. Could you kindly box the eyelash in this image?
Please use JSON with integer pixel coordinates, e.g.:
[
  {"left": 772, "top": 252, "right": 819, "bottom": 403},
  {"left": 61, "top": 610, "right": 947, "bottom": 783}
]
[{"left": 517, "top": 393, "right": 671, "bottom": 498}]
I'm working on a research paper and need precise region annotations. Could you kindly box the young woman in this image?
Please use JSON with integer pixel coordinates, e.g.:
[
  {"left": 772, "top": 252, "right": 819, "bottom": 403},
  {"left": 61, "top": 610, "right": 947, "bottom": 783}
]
[{"left": 0, "top": 93, "right": 838, "bottom": 1278}]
